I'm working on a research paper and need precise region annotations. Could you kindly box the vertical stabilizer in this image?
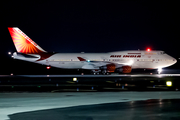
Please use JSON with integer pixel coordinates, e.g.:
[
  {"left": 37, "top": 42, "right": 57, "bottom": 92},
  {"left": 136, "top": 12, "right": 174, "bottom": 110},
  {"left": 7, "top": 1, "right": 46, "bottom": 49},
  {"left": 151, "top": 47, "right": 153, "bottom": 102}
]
[{"left": 8, "top": 27, "right": 46, "bottom": 54}]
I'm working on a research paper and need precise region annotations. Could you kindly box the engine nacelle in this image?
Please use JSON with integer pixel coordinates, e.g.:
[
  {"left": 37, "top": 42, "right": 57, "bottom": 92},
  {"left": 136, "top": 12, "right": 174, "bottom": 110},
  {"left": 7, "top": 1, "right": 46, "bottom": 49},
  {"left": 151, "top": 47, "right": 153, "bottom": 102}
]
[
  {"left": 106, "top": 64, "right": 116, "bottom": 72},
  {"left": 122, "top": 66, "right": 132, "bottom": 73},
  {"left": 116, "top": 66, "right": 132, "bottom": 73},
  {"left": 101, "top": 65, "right": 132, "bottom": 73}
]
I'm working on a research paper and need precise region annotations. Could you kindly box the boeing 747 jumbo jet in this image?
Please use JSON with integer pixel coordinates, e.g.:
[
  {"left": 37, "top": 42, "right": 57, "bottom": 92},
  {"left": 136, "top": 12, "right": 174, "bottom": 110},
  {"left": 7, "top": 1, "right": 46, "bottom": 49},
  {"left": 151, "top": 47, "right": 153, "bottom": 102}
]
[{"left": 8, "top": 27, "right": 177, "bottom": 74}]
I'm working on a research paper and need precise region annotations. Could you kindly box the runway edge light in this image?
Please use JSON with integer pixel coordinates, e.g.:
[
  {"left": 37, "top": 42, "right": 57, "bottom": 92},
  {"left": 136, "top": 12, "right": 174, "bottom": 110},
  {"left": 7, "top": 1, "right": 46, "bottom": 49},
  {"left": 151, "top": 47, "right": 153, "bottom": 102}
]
[
  {"left": 73, "top": 77, "right": 77, "bottom": 82},
  {"left": 166, "top": 81, "right": 172, "bottom": 87}
]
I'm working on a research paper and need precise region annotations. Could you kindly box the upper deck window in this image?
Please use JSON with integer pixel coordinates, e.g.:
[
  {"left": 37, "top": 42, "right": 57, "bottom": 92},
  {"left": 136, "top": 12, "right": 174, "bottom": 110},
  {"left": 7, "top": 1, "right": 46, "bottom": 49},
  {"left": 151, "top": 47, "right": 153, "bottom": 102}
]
[
  {"left": 145, "top": 52, "right": 157, "bottom": 55},
  {"left": 159, "top": 51, "right": 165, "bottom": 54}
]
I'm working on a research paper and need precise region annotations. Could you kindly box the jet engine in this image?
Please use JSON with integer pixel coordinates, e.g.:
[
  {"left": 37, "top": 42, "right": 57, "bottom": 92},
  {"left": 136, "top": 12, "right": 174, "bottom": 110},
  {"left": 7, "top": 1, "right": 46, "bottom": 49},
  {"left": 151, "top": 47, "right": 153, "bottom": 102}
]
[
  {"left": 100, "top": 64, "right": 132, "bottom": 74},
  {"left": 117, "top": 66, "right": 132, "bottom": 73},
  {"left": 122, "top": 66, "right": 132, "bottom": 73},
  {"left": 106, "top": 64, "right": 116, "bottom": 72}
]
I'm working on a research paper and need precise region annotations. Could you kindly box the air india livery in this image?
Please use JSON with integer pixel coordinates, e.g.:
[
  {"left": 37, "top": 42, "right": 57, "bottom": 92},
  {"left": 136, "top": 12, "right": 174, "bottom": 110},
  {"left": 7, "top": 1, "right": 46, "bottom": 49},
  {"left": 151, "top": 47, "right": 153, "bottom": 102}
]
[{"left": 8, "top": 27, "right": 177, "bottom": 74}]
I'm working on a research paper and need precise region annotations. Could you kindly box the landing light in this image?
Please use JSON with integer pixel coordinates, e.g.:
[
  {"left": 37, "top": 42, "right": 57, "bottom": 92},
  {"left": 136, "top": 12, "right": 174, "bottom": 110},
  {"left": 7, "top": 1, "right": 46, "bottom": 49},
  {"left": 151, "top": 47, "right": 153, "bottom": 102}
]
[
  {"left": 158, "top": 68, "right": 162, "bottom": 74},
  {"left": 129, "top": 60, "right": 134, "bottom": 65}
]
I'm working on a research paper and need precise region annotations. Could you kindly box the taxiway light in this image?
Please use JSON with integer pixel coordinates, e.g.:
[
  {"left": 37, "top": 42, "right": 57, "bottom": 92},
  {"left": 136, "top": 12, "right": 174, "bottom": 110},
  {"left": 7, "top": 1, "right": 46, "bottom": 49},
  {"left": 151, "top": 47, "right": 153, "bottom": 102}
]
[
  {"left": 166, "top": 81, "right": 172, "bottom": 87},
  {"left": 73, "top": 77, "right": 77, "bottom": 81}
]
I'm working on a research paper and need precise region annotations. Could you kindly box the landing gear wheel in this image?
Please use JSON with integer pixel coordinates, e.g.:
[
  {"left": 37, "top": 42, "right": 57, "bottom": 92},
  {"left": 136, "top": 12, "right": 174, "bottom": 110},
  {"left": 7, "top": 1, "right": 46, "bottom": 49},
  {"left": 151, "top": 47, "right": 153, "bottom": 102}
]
[
  {"left": 101, "top": 70, "right": 106, "bottom": 75},
  {"left": 91, "top": 71, "right": 100, "bottom": 75}
]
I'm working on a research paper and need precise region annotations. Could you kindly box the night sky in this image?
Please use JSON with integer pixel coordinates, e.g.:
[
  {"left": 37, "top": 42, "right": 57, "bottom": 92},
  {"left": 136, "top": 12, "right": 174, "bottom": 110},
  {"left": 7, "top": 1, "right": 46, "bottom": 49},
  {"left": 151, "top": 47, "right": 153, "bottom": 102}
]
[{"left": 1, "top": 1, "right": 180, "bottom": 74}]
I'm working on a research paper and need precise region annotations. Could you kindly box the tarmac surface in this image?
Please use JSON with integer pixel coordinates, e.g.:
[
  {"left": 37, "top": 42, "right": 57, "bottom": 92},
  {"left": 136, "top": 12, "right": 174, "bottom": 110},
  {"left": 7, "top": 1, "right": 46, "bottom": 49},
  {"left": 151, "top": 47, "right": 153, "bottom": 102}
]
[{"left": 0, "top": 92, "right": 180, "bottom": 120}]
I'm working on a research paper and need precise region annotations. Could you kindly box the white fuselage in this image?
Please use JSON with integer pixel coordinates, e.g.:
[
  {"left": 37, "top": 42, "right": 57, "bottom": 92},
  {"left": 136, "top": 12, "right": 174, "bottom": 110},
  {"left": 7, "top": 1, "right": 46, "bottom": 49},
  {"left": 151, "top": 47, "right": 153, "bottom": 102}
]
[{"left": 13, "top": 50, "right": 177, "bottom": 71}]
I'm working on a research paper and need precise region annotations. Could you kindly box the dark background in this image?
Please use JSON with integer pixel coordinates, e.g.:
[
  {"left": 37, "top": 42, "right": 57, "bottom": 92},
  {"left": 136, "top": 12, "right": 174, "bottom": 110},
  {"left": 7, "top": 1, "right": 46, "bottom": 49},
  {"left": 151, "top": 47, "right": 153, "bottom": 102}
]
[{"left": 1, "top": 1, "right": 179, "bottom": 74}]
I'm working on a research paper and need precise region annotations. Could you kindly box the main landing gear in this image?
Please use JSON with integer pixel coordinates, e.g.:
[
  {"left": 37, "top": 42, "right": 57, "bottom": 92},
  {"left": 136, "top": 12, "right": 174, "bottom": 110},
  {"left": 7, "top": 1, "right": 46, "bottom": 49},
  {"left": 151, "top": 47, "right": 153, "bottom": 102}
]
[{"left": 91, "top": 69, "right": 109, "bottom": 75}]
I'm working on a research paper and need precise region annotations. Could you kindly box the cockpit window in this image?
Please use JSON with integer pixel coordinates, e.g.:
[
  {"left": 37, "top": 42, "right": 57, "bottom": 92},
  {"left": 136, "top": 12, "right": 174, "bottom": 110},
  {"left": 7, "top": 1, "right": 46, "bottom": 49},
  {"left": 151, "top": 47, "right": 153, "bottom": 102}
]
[{"left": 160, "top": 51, "right": 165, "bottom": 54}]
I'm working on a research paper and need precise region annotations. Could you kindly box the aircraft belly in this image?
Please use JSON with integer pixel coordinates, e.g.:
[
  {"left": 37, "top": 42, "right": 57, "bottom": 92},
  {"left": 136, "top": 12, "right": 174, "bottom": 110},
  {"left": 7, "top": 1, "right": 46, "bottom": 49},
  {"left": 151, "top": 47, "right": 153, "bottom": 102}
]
[
  {"left": 49, "top": 61, "right": 84, "bottom": 69},
  {"left": 134, "top": 61, "right": 157, "bottom": 69}
]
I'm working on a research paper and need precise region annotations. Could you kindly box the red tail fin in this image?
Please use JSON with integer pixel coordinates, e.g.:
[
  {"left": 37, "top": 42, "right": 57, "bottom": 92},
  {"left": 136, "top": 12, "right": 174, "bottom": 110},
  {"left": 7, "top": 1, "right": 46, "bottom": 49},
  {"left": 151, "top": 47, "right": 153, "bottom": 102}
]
[{"left": 8, "top": 27, "right": 46, "bottom": 54}]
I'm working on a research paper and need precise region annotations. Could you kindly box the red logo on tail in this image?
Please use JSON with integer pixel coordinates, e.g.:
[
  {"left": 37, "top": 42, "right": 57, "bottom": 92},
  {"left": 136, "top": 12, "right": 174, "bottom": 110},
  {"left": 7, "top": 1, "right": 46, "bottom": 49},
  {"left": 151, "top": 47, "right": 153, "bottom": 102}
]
[{"left": 8, "top": 27, "right": 46, "bottom": 54}]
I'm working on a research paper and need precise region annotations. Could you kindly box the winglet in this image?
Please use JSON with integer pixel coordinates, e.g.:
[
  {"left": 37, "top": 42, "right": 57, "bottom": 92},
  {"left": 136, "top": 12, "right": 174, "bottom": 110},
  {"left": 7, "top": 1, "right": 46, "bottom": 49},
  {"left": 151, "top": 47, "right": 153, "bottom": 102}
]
[{"left": 8, "top": 27, "right": 46, "bottom": 54}]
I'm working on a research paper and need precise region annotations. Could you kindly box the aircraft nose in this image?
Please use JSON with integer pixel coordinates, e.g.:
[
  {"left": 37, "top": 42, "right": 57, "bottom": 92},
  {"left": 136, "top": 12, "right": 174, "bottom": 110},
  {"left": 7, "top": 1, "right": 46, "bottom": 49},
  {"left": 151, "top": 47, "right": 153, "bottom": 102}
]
[
  {"left": 170, "top": 56, "right": 177, "bottom": 65},
  {"left": 173, "top": 58, "right": 177, "bottom": 65}
]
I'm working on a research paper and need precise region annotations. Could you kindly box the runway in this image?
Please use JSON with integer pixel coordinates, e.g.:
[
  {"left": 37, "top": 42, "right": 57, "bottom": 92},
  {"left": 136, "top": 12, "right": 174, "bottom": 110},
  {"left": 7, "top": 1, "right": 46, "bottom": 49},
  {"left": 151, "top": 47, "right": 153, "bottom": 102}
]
[
  {"left": 0, "top": 92, "right": 180, "bottom": 120},
  {"left": 1, "top": 74, "right": 180, "bottom": 119}
]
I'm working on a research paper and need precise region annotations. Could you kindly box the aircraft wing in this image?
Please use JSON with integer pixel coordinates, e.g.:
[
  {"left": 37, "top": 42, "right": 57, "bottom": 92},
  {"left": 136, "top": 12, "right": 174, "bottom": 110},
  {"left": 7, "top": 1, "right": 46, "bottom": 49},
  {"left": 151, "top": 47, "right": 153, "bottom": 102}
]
[{"left": 77, "top": 57, "right": 131, "bottom": 70}]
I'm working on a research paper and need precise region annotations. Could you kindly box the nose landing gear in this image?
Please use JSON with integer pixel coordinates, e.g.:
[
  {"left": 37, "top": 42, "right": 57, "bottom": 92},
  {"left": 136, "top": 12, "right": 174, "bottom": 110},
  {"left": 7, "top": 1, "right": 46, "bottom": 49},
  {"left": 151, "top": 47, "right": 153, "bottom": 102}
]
[{"left": 158, "top": 68, "right": 162, "bottom": 74}]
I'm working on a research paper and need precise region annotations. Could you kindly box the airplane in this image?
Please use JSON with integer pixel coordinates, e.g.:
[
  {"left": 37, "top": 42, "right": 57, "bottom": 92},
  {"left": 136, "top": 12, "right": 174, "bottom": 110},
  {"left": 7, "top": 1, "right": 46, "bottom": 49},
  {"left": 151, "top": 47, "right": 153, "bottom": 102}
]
[{"left": 8, "top": 27, "right": 177, "bottom": 74}]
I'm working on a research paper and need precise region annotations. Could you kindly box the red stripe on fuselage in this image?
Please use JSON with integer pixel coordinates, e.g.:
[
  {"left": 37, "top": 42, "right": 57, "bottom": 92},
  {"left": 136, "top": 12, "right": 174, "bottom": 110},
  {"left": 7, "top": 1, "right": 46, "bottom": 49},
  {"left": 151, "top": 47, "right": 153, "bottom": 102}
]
[{"left": 37, "top": 52, "right": 55, "bottom": 61}]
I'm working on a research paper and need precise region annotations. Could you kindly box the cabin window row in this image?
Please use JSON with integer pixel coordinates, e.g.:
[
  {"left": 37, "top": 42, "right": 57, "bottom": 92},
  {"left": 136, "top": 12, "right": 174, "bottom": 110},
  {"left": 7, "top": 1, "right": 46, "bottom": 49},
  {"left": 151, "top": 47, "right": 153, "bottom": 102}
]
[{"left": 49, "top": 59, "right": 174, "bottom": 62}]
